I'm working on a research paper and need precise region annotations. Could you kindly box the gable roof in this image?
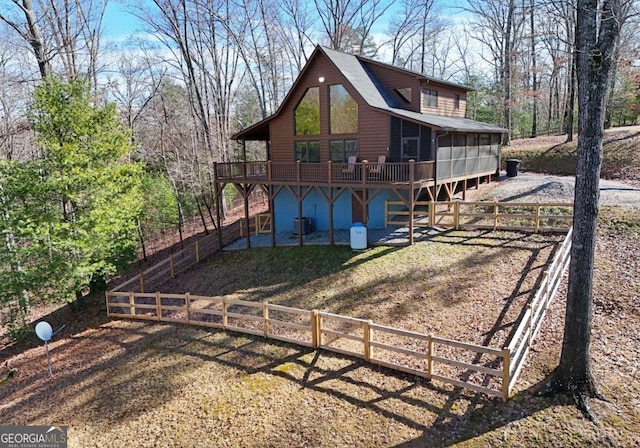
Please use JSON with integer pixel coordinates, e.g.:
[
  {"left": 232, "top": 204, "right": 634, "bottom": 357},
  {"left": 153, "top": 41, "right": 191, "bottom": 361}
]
[{"left": 233, "top": 46, "right": 507, "bottom": 140}]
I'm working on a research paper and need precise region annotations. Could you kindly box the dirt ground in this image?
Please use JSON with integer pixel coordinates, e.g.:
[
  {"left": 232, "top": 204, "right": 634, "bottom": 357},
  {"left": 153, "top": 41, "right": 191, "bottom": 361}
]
[
  {"left": 1, "top": 131, "right": 639, "bottom": 446},
  {"left": 470, "top": 172, "right": 640, "bottom": 207}
]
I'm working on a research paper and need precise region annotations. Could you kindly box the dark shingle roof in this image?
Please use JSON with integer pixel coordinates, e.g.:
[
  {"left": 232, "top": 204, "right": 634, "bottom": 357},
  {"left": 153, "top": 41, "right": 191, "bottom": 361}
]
[
  {"left": 320, "top": 46, "right": 507, "bottom": 134},
  {"left": 233, "top": 45, "right": 507, "bottom": 140}
]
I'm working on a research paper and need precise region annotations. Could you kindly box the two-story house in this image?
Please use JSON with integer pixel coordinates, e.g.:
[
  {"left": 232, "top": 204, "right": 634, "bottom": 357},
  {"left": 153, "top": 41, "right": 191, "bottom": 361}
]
[{"left": 215, "top": 45, "right": 507, "bottom": 246}]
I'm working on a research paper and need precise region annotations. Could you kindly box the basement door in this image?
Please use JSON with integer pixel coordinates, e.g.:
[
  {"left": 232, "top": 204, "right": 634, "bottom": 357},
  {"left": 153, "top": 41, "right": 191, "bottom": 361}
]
[{"left": 351, "top": 191, "right": 367, "bottom": 225}]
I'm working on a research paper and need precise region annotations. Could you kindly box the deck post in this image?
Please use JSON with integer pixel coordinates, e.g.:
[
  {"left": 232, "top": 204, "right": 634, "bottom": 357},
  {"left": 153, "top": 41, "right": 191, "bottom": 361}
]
[
  {"left": 243, "top": 184, "right": 251, "bottom": 249},
  {"left": 328, "top": 162, "right": 334, "bottom": 245},
  {"left": 213, "top": 162, "right": 223, "bottom": 252},
  {"left": 297, "top": 161, "right": 303, "bottom": 247},
  {"left": 408, "top": 160, "right": 415, "bottom": 245},
  {"left": 268, "top": 161, "right": 276, "bottom": 248}
]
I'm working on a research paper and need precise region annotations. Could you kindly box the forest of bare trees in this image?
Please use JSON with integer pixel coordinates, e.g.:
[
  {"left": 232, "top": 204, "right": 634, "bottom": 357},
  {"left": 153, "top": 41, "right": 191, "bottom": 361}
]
[{"left": 0, "top": 0, "right": 639, "bottom": 250}]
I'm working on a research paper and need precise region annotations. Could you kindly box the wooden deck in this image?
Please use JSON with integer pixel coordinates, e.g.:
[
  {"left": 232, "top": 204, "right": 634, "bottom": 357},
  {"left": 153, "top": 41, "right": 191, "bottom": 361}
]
[{"left": 215, "top": 160, "right": 436, "bottom": 187}]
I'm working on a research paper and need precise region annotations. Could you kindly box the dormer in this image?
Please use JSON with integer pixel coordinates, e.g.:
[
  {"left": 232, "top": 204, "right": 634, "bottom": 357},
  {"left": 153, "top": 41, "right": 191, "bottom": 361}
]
[{"left": 419, "top": 81, "right": 467, "bottom": 118}]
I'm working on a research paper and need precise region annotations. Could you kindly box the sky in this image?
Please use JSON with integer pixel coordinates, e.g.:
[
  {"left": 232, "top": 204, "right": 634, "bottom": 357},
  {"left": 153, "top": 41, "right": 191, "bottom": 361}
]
[{"left": 103, "top": 2, "right": 144, "bottom": 39}]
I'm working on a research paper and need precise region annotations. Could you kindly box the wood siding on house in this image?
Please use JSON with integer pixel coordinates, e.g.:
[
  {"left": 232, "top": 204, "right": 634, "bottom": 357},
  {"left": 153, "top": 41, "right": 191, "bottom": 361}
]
[
  {"left": 361, "top": 62, "right": 422, "bottom": 112},
  {"left": 269, "top": 53, "right": 389, "bottom": 164},
  {"left": 420, "top": 82, "right": 467, "bottom": 117}
]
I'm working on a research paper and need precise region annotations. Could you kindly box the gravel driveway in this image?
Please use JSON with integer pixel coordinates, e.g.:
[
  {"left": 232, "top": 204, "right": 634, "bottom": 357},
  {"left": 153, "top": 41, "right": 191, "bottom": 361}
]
[{"left": 473, "top": 172, "right": 640, "bottom": 207}]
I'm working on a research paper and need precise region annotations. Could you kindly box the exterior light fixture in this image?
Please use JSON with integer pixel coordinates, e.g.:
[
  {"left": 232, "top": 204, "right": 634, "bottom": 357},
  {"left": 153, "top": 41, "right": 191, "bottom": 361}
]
[{"left": 318, "top": 77, "right": 325, "bottom": 83}]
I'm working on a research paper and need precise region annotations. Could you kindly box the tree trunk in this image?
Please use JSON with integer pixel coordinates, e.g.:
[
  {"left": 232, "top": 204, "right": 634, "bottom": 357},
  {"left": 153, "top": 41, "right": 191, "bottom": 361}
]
[
  {"left": 552, "top": 0, "right": 622, "bottom": 406},
  {"left": 530, "top": 0, "right": 538, "bottom": 138}
]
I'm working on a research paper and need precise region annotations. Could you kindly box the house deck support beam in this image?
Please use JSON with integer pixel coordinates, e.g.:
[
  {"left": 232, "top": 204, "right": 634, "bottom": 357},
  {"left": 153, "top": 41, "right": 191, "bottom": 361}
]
[
  {"left": 328, "top": 162, "right": 334, "bottom": 245},
  {"left": 297, "top": 161, "right": 303, "bottom": 247},
  {"left": 268, "top": 161, "right": 275, "bottom": 248},
  {"left": 213, "top": 162, "right": 223, "bottom": 251},
  {"left": 408, "top": 160, "right": 415, "bottom": 245}
]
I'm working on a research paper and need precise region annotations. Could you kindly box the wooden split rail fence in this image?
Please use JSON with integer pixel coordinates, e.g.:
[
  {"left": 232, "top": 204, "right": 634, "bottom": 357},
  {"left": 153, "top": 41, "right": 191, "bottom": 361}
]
[
  {"left": 111, "top": 220, "right": 242, "bottom": 294},
  {"left": 108, "top": 202, "right": 574, "bottom": 399},
  {"left": 107, "top": 292, "right": 510, "bottom": 398},
  {"left": 385, "top": 200, "right": 573, "bottom": 232},
  {"left": 506, "top": 227, "right": 573, "bottom": 394}
]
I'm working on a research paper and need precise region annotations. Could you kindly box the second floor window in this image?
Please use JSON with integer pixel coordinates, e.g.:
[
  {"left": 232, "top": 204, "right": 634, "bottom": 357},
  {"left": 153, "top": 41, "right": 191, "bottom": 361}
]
[
  {"left": 330, "top": 84, "right": 358, "bottom": 134},
  {"left": 422, "top": 88, "right": 438, "bottom": 108},
  {"left": 329, "top": 139, "right": 358, "bottom": 162},
  {"left": 295, "top": 141, "right": 321, "bottom": 162},
  {"left": 295, "top": 87, "right": 320, "bottom": 135}
]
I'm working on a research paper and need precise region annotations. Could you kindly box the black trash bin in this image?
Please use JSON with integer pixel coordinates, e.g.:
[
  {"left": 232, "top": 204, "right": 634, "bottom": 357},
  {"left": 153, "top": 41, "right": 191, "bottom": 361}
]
[{"left": 506, "top": 159, "right": 521, "bottom": 177}]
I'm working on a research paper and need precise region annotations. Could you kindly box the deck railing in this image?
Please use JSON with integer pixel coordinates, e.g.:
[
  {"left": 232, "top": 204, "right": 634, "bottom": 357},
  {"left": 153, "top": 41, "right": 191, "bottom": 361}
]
[{"left": 215, "top": 160, "right": 435, "bottom": 185}]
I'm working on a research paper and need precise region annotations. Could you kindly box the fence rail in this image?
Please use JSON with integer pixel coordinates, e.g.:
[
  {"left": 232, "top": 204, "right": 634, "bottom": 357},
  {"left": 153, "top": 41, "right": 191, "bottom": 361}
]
[
  {"left": 385, "top": 200, "right": 573, "bottom": 232},
  {"left": 107, "top": 291, "right": 510, "bottom": 399},
  {"left": 111, "top": 220, "right": 242, "bottom": 293},
  {"left": 506, "top": 227, "right": 573, "bottom": 392},
  {"left": 108, "top": 203, "right": 574, "bottom": 399}
]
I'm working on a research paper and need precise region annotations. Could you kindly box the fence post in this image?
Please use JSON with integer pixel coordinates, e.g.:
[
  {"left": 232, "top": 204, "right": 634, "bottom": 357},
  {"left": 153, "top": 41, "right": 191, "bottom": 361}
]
[
  {"left": 535, "top": 203, "right": 541, "bottom": 232},
  {"left": 311, "top": 311, "right": 322, "bottom": 347},
  {"left": 105, "top": 292, "right": 110, "bottom": 317},
  {"left": 364, "top": 320, "right": 372, "bottom": 362},
  {"left": 384, "top": 201, "right": 388, "bottom": 227},
  {"left": 195, "top": 240, "right": 200, "bottom": 263},
  {"left": 502, "top": 348, "right": 511, "bottom": 400},
  {"left": 526, "top": 304, "right": 533, "bottom": 347},
  {"left": 222, "top": 299, "right": 228, "bottom": 329},
  {"left": 263, "top": 302, "right": 269, "bottom": 337},
  {"left": 430, "top": 201, "right": 435, "bottom": 227},
  {"left": 427, "top": 335, "right": 433, "bottom": 380},
  {"left": 156, "top": 292, "right": 161, "bottom": 321},
  {"left": 185, "top": 293, "right": 191, "bottom": 324},
  {"left": 170, "top": 253, "right": 175, "bottom": 278},
  {"left": 493, "top": 202, "right": 499, "bottom": 230},
  {"left": 454, "top": 201, "right": 460, "bottom": 230},
  {"left": 129, "top": 292, "right": 135, "bottom": 317},
  {"left": 139, "top": 272, "right": 145, "bottom": 293},
  {"left": 311, "top": 310, "right": 318, "bottom": 347}
]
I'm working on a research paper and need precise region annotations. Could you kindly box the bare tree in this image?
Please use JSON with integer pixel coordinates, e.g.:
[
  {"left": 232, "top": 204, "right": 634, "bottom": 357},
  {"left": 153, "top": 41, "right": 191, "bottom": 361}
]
[
  {"left": 313, "top": 0, "right": 394, "bottom": 54},
  {"left": 0, "top": 0, "right": 108, "bottom": 83},
  {"left": 547, "top": 0, "right": 628, "bottom": 416},
  {"left": 278, "top": 0, "right": 315, "bottom": 74},
  {"left": 385, "top": 0, "right": 443, "bottom": 69},
  {"left": 0, "top": 0, "right": 51, "bottom": 78},
  {"left": 464, "top": 0, "right": 526, "bottom": 143}
]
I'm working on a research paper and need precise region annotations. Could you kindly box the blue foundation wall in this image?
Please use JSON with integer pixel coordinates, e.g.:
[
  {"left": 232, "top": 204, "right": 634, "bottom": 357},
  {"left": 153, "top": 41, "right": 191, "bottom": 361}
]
[{"left": 273, "top": 188, "right": 400, "bottom": 232}]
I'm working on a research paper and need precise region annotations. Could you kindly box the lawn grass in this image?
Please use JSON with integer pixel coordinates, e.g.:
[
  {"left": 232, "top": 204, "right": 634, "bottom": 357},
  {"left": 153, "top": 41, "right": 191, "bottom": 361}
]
[
  {"left": 1, "top": 218, "right": 638, "bottom": 446},
  {"left": 2, "top": 129, "right": 639, "bottom": 446},
  {"left": 161, "top": 231, "right": 562, "bottom": 349}
]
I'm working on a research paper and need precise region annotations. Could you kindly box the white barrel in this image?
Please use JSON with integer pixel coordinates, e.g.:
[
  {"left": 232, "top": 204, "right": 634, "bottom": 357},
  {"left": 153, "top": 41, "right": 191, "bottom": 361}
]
[{"left": 350, "top": 222, "right": 367, "bottom": 250}]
